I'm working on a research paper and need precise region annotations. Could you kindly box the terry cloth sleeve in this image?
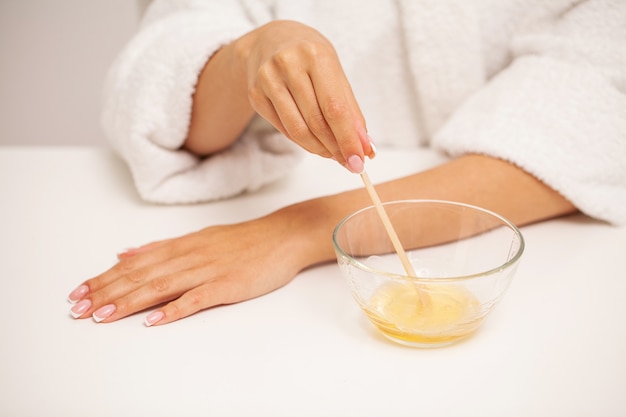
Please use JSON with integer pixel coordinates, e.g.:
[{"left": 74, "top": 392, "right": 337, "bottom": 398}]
[
  {"left": 101, "top": 0, "right": 304, "bottom": 204},
  {"left": 432, "top": 0, "right": 626, "bottom": 225}
]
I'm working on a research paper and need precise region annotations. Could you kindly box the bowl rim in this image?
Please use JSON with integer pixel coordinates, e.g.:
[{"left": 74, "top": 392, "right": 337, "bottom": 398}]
[{"left": 332, "top": 199, "right": 525, "bottom": 283}]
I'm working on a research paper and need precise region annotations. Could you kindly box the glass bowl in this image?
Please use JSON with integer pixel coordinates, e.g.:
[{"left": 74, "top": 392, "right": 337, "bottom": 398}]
[{"left": 333, "top": 200, "right": 524, "bottom": 348}]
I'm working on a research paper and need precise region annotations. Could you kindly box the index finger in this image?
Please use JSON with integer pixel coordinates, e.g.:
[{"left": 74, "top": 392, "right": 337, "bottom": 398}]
[{"left": 310, "top": 59, "right": 369, "bottom": 173}]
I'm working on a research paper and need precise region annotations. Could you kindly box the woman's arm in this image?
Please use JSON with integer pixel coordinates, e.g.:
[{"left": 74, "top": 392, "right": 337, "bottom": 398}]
[
  {"left": 68, "top": 153, "right": 576, "bottom": 325},
  {"left": 183, "top": 34, "right": 254, "bottom": 155},
  {"left": 280, "top": 153, "right": 577, "bottom": 266}
]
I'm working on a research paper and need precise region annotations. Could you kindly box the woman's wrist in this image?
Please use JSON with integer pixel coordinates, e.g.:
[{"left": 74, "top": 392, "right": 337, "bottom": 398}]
[
  {"left": 266, "top": 189, "right": 375, "bottom": 270},
  {"left": 263, "top": 200, "right": 337, "bottom": 271}
]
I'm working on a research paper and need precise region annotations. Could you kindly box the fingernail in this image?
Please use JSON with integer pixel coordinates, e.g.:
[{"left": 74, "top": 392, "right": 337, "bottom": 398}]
[
  {"left": 347, "top": 155, "right": 364, "bottom": 174},
  {"left": 367, "top": 135, "right": 377, "bottom": 159},
  {"left": 92, "top": 304, "right": 116, "bottom": 323},
  {"left": 67, "top": 284, "right": 89, "bottom": 304},
  {"left": 144, "top": 311, "right": 164, "bottom": 327},
  {"left": 70, "top": 299, "right": 92, "bottom": 319},
  {"left": 116, "top": 247, "right": 137, "bottom": 259}
]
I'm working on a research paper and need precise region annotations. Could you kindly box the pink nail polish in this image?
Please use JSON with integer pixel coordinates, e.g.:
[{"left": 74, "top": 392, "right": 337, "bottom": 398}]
[
  {"left": 367, "top": 135, "right": 377, "bottom": 158},
  {"left": 67, "top": 284, "right": 89, "bottom": 304},
  {"left": 144, "top": 311, "right": 165, "bottom": 327},
  {"left": 116, "top": 247, "right": 138, "bottom": 259},
  {"left": 347, "top": 155, "right": 364, "bottom": 174},
  {"left": 70, "top": 299, "right": 92, "bottom": 319},
  {"left": 93, "top": 304, "right": 116, "bottom": 323}
]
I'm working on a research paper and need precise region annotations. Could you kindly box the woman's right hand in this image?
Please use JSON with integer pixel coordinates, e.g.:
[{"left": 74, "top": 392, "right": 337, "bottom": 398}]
[
  {"left": 67, "top": 204, "right": 333, "bottom": 326},
  {"left": 235, "top": 20, "right": 375, "bottom": 173}
]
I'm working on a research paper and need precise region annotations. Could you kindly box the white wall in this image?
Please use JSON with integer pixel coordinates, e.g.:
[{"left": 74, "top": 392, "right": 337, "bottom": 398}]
[{"left": 0, "top": 0, "right": 144, "bottom": 146}]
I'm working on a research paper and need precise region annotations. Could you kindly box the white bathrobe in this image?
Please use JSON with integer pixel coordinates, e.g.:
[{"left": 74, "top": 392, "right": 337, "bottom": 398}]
[{"left": 102, "top": 0, "right": 626, "bottom": 225}]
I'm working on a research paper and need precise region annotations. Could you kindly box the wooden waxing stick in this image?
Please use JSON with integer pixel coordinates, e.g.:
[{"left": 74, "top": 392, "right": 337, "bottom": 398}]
[{"left": 360, "top": 170, "right": 429, "bottom": 304}]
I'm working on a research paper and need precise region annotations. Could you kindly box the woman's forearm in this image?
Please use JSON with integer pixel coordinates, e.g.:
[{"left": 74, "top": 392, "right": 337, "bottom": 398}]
[
  {"left": 277, "top": 154, "right": 578, "bottom": 269},
  {"left": 184, "top": 41, "right": 255, "bottom": 155}
]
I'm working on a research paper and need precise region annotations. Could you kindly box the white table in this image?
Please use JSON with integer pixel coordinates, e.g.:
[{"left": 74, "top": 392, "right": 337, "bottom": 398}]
[{"left": 1, "top": 146, "right": 625, "bottom": 417}]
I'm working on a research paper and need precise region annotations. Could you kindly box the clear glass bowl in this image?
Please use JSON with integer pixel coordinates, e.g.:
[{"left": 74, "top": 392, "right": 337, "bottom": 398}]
[{"left": 333, "top": 200, "right": 524, "bottom": 348}]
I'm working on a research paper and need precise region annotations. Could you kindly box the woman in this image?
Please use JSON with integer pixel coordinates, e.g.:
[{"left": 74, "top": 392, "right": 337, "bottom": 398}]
[{"left": 68, "top": 0, "right": 626, "bottom": 326}]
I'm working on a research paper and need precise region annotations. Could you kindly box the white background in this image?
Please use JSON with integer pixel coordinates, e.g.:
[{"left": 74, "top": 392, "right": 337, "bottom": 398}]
[{"left": 0, "top": 0, "right": 150, "bottom": 146}]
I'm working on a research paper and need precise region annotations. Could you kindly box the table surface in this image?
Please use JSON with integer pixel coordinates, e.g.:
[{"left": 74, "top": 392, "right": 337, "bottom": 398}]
[{"left": 1, "top": 146, "right": 625, "bottom": 417}]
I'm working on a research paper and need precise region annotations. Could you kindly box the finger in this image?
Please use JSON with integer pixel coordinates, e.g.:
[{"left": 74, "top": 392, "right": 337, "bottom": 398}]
[
  {"left": 71, "top": 244, "right": 194, "bottom": 319},
  {"left": 342, "top": 83, "right": 376, "bottom": 159},
  {"left": 360, "top": 131, "right": 377, "bottom": 159},
  {"left": 148, "top": 285, "right": 216, "bottom": 326},
  {"left": 145, "top": 280, "right": 232, "bottom": 326},
  {"left": 82, "top": 248, "right": 166, "bottom": 296},
  {"left": 267, "top": 37, "right": 358, "bottom": 163},
  {"left": 93, "top": 265, "right": 213, "bottom": 323},
  {"left": 249, "top": 62, "right": 333, "bottom": 158},
  {"left": 117, "top": 240, "right": 167, "bottom": 260},
  {"left": 68, "top": 254, "right": 155, "bottom": 307},
  {"left": 248, "top": 80, "right": 288, "bottom": 136},
  {"left": 285, "top": 72, "right": 345, "bottom": 162},
  {"left": 310, "top": 62, "right": 366, "bottom": 172},
  {"left": 87, "top": 233, "right": 197, "bottom": 292},
  {"left": 252, "top": 80, "right": 332, "bottom": 158},
  {"left": 71, "top": 263, "right": 172, "bottom": 320},
  {"left": 266, "top": 49, "right": 344, "bottom": 161},
  {"left": 68, "top": 239, "right": 172, "bottom": 304}
]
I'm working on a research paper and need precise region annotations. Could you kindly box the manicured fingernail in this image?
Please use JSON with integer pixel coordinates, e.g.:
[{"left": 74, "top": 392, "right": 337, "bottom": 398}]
[
  {"left": 347, "top": 155, "right": 364, "bottom": 174},
  {"left": 144, "top": 311, "right": 164, "bottom": 327},
  {"left": 367, "top": 135, "right": 377, "bottom": 158},
  {"left": 92, "top": 304, "right": 116, "bottom": 323},
  {"left": 116, "top": 247, "right": 137, "bottom": 259},
  {"left": 70, "top": 299, "right": 92, "bottom": 319},
  {"left": 67, "top": 284, "right": 89, "bottom": 304}
]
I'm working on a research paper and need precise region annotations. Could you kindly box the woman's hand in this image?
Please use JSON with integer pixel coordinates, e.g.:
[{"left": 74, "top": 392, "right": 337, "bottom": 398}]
[
  {"left": 186, "top": 20, "right": 375, "bottom": 173},
  {"left": 67, "top": 213, "right": 321, "bottom": 326},
  {"left": 239, "top": 20, "right": 375, "bottom": 172}
]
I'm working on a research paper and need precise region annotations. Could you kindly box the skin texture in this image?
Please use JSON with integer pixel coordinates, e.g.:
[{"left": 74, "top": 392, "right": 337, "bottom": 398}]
[{"left": 69, "top": 21, "right": 577, "bottom": 325}]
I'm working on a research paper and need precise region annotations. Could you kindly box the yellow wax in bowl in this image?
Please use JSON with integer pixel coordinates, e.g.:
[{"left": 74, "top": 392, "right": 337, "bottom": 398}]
[{"left": 364, "top": 281, "right": 483, "bottom": 346}]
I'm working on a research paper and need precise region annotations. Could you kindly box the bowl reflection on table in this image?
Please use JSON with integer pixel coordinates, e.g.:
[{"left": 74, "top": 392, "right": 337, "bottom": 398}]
[{"left": 332, "top": 200, "right": 524, "bottom": 348}]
